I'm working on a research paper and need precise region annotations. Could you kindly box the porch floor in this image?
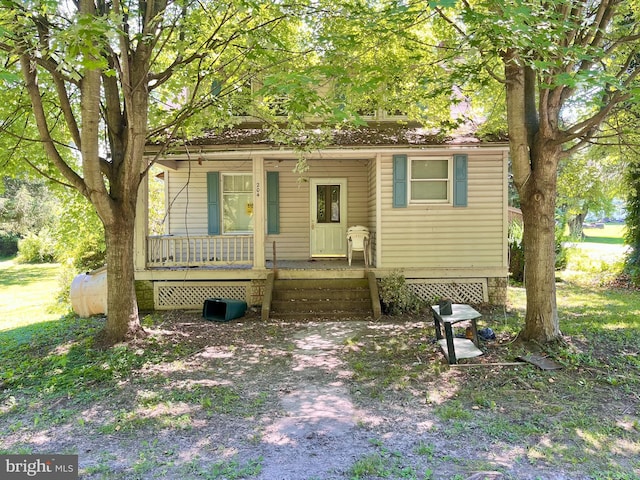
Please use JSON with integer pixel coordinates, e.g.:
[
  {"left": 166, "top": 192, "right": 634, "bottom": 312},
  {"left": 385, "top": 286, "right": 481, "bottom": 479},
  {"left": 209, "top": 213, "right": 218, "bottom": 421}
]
[
  {"left": 267, "top": 258, "right": 369, "bottom": 270},
  {"left": 146, "top": 257, "right": 370, "bottom": 272}
]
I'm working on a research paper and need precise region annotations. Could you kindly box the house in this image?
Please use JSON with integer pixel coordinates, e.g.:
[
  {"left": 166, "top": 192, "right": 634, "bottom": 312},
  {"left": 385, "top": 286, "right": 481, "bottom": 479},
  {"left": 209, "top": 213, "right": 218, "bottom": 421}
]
[{"left": 133, "top": 125, "right": 510, "bottom": 314}]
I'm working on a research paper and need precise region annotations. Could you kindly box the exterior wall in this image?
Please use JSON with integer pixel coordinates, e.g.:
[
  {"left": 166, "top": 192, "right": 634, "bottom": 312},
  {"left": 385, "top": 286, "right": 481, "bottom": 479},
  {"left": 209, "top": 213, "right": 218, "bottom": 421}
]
[
  {"left": 249, "top": 278, "right": 267, "bottom": 306},
  {"left": 141, "top": 145, "right": 509, "bottom": 309},
  {"left": 379, "top": 149, "right": 508, "bottom": 272},
  {"left": 166, "top": 160, "right": 250, "bottom": 236},
  {"left": 263, "top": 158, "right": 371, "bottom": 260},
  {"left": 164, "top": 158, "right": 371, "bottom": 261},
  {"left": 367, "top": 155, "right": 378, "bottom": 264}
]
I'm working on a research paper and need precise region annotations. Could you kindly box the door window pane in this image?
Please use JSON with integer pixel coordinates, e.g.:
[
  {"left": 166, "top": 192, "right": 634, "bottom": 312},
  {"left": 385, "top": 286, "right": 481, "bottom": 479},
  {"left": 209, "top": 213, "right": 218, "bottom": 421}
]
[{"left": 317, "top": 184, "right": 340, "bottom": 223}]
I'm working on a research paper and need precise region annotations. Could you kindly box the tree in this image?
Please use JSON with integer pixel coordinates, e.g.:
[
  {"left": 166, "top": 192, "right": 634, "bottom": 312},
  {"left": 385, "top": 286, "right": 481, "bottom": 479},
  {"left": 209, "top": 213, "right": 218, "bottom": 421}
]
[
  {"left": 0, "top": 1, "right": 309, "bottom": 344},
  {"left": 616, "top": 104, "right": 640, "bottom": 280},
  {"left": 434, "top": 0, "right": 640, "bottom": 342},
  {"left": 0, "top": 177, "right": 58, "bottom": 238},
  {"left": 336, "top": 0, "right": 639, "bottom": 342},
  {"left": 558, "top": 147, "right": 620, "bottom": 239}
]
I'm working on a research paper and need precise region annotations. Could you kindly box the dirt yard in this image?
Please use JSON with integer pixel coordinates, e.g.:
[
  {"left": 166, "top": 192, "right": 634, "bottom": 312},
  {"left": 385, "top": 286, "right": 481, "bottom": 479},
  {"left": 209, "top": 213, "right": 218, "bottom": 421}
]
[{"left": 2, "top": 309, "right": 638, "bottom": 479}]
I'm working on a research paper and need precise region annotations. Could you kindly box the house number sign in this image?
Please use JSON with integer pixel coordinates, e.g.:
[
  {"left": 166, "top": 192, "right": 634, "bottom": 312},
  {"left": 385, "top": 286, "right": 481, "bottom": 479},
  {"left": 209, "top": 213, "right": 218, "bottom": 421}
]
[{"left": 255, "top": 182, "right": 260, "bottom": 197}]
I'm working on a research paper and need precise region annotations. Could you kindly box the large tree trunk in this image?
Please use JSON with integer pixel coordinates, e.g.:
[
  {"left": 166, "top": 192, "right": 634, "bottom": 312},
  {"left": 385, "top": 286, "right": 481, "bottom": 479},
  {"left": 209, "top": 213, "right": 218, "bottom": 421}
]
[
  {"left": 519, "top": 146, "right": 561, "bottom": 342},
  {"left": 504, "top": 50, "right": 562, "bottom": 343},
  {"left": 103, "top": 215, "right": 145, "bottom": 343}
]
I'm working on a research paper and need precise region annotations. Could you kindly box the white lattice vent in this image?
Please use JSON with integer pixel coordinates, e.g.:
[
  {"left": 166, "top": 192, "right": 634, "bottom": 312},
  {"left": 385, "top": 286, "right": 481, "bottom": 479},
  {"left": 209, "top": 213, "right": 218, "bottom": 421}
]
[
  {"left": 154, "top": 282, "right": 249, "bottom": 310},
  {"left": 407, "top": 279, "right": 487, "bottom": 304}
]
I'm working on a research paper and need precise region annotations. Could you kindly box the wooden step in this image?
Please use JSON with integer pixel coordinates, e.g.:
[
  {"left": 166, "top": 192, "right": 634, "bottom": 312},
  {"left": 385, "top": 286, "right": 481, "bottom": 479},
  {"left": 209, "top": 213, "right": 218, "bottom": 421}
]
[{"left": 269, "top": 278, "right": 374, "bottom": 319}]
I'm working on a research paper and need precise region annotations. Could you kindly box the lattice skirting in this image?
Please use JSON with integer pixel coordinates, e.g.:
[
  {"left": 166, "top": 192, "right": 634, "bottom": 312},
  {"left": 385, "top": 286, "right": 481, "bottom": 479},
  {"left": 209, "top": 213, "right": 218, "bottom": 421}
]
[
  {"left": 407, "top": 279, "right": 487, "bottom": 304},
  {"left": 154, "top": 281, "right": 250, "bottom": 310}
]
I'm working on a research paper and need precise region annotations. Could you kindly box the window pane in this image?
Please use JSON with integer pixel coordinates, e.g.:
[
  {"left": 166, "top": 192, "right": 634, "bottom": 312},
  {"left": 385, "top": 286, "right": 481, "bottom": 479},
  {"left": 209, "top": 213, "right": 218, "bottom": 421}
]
[
  {"left": 223, "top": 192, "right": 253, "bottom": 232},
  {"left": 317, "top": 185, "right": 340, "bottom": 223},
  {"left": 222, "top": 174, "right": 253, "bottom": 233},
  {"left": 330, "top": 186, "right": 340, "bottom": 222},
  {"left": 223, "top": 175, "right": 235, "bottom": 191},
  {"left": 317, "top": 185, "right": 327, "bottom": 222},
  {"left": 411, "top": 181, "right": 448, "bottom": 200},
  {"left": 223, "top": 174, "right": 252, "bottom": 192},
  {"left": 412, "top": 160, "right": 448, "bottom": 179}
]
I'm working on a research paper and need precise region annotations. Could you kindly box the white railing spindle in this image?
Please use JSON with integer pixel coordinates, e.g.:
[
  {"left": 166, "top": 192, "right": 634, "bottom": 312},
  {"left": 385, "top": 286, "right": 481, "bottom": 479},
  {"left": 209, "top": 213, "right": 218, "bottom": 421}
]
[{"left": 146, "top": 235, "right": 253, "bottom": 267}]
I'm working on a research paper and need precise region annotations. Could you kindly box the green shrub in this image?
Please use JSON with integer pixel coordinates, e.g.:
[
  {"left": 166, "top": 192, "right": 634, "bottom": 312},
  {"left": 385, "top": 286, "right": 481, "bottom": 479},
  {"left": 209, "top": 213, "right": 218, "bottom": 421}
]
[
  {"left": 0, "top": 232, "right": 19, "bottom": 258},
  {"left": 53, "top": 191, "right": 106, "bottom": 271},
  {"left": 378, "top": 271, "right": 424, "bottom": 315},
  {"left": 508, "top": 221, "right": 525, "bottom": 282},
  {"left": 555, "top": 225, "right": 569, "bottom": 270},
  {"left": 508, "top": 221, "right": 568, "bottom": 282},
  {"left": 17, "top": 230, "right": 56, "bottom": 263},
  {"left": 67, "top": 231, "right": 106, "bottom": 271}
]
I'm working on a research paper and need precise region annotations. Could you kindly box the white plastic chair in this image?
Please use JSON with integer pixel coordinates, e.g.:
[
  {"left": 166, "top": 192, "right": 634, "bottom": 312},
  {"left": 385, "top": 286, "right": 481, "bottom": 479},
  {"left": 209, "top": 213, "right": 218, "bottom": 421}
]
[{"left": 347, "top": 226, "right": 371, "bottom": 267}]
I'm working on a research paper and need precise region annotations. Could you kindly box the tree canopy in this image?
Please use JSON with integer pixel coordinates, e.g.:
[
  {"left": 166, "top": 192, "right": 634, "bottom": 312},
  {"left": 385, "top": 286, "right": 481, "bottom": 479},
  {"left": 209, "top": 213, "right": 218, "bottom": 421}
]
[{"left": 0, "top": 0, "right": 326, "bottom": 343}]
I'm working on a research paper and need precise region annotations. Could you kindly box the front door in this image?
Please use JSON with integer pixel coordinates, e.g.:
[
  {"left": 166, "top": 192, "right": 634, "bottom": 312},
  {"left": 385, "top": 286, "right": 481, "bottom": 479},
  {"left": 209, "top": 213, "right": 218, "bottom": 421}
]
[{"left": 310, "top": 178, "right": 347, "bottom": 257}]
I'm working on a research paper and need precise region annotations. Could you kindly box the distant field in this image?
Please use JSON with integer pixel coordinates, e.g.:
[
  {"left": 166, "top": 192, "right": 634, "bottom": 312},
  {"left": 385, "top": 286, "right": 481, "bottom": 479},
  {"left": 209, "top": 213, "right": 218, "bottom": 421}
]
[
  {"left": 582, "top": 223, "right": 626, "bottom": 245},
  {"left": 0, "top": 260, "right": 62, "bottom": 331}
]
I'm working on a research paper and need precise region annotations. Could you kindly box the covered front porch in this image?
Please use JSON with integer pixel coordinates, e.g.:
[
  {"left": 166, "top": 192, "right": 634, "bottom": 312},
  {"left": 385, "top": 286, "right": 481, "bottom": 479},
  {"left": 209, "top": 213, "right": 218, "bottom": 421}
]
[
  {"left": 136, "top": 152, "right": 378, "bottom": 274},
  {"left": 145, "top": 234, "right": 371, "bottom": 270}
]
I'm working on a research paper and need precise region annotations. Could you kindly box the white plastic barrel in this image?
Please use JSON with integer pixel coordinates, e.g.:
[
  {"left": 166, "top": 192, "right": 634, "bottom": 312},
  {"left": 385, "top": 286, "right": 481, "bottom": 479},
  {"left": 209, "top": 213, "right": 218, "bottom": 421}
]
[{"left": 70, "top": 267, "right": 108, "bottom": 317}]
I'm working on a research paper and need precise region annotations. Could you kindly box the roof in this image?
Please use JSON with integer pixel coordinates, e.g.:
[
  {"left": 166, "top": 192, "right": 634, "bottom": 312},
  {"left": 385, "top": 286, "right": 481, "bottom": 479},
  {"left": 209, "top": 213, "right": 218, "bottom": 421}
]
[{"left": 152, "top": 126, "right": 508, "bottom": 149}]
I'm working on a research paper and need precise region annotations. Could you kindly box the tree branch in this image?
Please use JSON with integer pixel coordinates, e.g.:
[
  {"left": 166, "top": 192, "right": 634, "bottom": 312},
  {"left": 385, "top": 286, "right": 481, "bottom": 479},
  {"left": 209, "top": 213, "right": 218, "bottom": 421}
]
[{"left": 19, "top": 54, "right": 87, "bottom": 196}]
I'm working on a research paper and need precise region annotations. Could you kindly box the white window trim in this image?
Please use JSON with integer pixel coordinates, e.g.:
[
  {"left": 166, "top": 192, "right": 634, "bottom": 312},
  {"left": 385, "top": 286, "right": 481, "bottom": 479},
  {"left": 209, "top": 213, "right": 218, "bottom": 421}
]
[
  {"left": 409, "top": 156, "right": 453, "bottom": 205},
  {"left": 222, "top": 172, "right": 253, "bottom": 235}
]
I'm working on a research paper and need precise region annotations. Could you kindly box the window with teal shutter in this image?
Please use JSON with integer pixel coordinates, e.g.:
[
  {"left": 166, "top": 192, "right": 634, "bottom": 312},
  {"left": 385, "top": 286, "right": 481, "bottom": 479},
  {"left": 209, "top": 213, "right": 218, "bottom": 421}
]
[
  {"left": 453, "top": 154, "right": 468, "bottom": 207},
  {"left": 393, "top": 154, "right": 408, "bottom": 208},
  {"left": 266, "top": 171, "right": 279, "bottom": 234},
  {"left": 207, "top": 172, "right": 220, "bottom": 235}
]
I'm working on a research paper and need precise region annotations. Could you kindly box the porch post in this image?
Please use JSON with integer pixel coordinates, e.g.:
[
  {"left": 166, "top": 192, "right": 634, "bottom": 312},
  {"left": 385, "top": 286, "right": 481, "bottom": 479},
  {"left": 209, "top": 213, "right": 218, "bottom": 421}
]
[
  {"left": 134, "top": 170, "right": 149, "bottom": 272},
  {"left": 252, "top": 155, "right": 265, "bottom": 268},
  {"left": 375, "top": 153, "right": 382, "bottom": 268}
]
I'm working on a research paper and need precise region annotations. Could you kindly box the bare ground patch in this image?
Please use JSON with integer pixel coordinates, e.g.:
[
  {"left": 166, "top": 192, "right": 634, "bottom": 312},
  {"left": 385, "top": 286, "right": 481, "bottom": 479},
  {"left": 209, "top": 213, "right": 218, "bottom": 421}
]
[{"left": 1, "top": 308, "right": 639, "bottom": 479}]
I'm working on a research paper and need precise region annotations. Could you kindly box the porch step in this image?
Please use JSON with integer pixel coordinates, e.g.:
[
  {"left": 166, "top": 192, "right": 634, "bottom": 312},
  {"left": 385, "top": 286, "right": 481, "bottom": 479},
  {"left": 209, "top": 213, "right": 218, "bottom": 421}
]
[{"left": 269, "top": 278, "right": 375, "bottom": 320}]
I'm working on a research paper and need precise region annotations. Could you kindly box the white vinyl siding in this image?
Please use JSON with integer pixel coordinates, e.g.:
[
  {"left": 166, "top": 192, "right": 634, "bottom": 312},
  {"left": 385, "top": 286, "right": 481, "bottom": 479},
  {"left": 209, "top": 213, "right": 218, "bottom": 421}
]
[
  {"left": 264, "top": 159, "right": 370, "bottom": 260},
  {"left": 380, "top": 151, "right": 507, "bottom": 269},
  {"left": 159, "top": 150, "right": 506, "bottom": 271},
  {"left": 163, "top": 159, "right": 370, "bottom": 261},
  {"left": 166, "top": 161, "right": 251, "bottom": 236}
]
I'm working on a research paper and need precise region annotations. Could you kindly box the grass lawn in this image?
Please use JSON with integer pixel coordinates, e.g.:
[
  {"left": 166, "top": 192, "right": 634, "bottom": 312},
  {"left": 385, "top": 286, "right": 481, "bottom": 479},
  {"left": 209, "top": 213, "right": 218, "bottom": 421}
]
[
  {"left": 0, "top": 259, "right": 63, "bottom": 331},
  {"left": 582, "top": 223, "right": 626, "bottom": 245}
]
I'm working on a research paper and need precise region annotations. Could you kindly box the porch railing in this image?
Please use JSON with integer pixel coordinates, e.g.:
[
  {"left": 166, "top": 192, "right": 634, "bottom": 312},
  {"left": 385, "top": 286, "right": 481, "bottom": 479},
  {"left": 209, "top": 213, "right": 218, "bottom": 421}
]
[{"left": 147, "top": 235, "right": 253, "bottom": 267}]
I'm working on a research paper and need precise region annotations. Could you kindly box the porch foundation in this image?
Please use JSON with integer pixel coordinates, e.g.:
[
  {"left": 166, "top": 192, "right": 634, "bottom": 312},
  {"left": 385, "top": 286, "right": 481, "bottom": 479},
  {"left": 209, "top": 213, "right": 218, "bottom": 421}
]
[
  {"left": 135, "top": 280, "right": 155, "bottom": 311},
  {"left": 487, "top": 277, "right": 508, "bottom": 306},
  {"left": 405, "top": 278, "right": 488, "bottom": 305},
  {"left": 249, "top": 278, "right": 267, "bottom": 306}
]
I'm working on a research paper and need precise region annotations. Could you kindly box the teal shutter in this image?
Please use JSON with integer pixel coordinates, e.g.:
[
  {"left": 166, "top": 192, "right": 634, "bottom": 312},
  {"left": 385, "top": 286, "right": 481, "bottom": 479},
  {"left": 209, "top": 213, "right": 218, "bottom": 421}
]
[
  {"left": 207, "top": 172, "right": 220, "bottom": 235},
  {"left": 393, "top": 154, "right": 408, "bottom": 208},
  {"left": 453, "top": 154, "right": 468, "bottom": 207},
  {"left": 266, "top": 171, "right": 280, "bottom": 234}
]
